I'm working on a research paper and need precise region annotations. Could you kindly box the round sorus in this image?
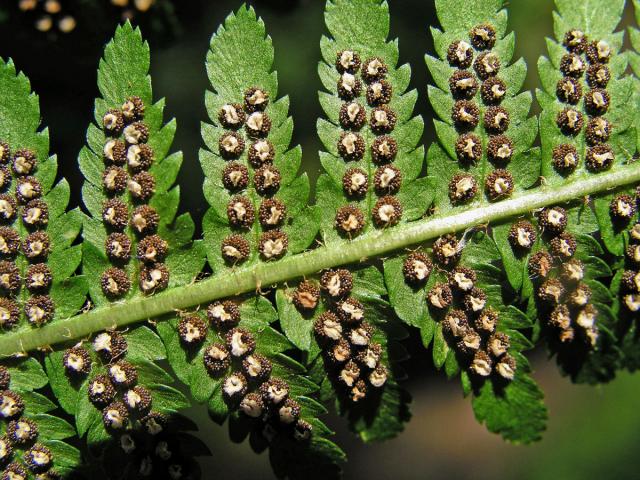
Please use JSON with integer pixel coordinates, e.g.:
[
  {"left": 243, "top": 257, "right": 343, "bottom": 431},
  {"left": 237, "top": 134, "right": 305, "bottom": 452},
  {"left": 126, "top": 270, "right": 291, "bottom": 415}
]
[
  {"left": 623, "top": 293, "right": 640, "bottom": 312},
  {"left": 448, "top": 266, "right": 477, "bottom": 292},
  {"left": 556, "top": 77, "right": 582, "bottom": 104},
  {"left": 0, "top": 435, "right": 12, "bottom": 464},
  {"left": 560, "top": 53, "right": 586, "bottom": 77},
  {"left": 128, "top": 171, "right": 155, "bottom": 201},
  {"left": 23, "top": 231, "right": 50, "bottom": 260},
  {"left": 278, "top": 398, "right": 301, "bottom": 424},
  {"left": 16, "top": 176, "right": 42, "bottom": 203},
  {"left": 481, "top": 77, "right": 507, "bottom": 105},
  {"left": 339, "top": 102, "right": 366, "bottom": 130},
  {"left": 126, "top": 143, "right": 154, "bottom": 172},
  {"left": 241, "top": 353, "right": 272, "bottom": 383},
  {"left": 358, "top": 345, "right": 382, "bottom": 369},
  {"left": 11, "top": 148, "right": 37, "bottom": 176},
  {"left": 121, "top": 96, "right": 145, "bottom": 122},
  {"left": 227, "top": 196, "right": 255, "bottom": 229},
  {"left": 452, "top": 100, "right": 480, "bottom": 130},
  {"left": 7, "top": 418, "right": 38, "bottom": 446},
  {"left": 551, "top": 232, "right": 577, "bottom": 259},
  {"left": 337, "top": 132, "right": 365, "bottom": 161},
  {"left": 485, "top": 168, "right": 514, "bottom": 200},
  {"left": 487, "top": 332, "right": 511, "bottom": 358},
  {"left": 141, "top": 411, "right": 168, "bottom": 436},
  {"left": 335, "top": 205, "right": 366, "bottom": 237},
  {"left": 177, "top": 315, "right": 208, "bottom": 346},
  {"left": 260, "top": 377, "right": 290, "bottom": 406},
  {"left": 245, "top": 112, "right": 272, "bottom": 138},
  {"left": 314, "top": 311, "right": 343, "bottom": 344},
  {"left": 0, "top": 227, "right": 20, "bottom": 257},
  {"left": 329, "top": 338, "right": 352, "bottom": 364},
  {"left": 347, "top": 320, "right": 372, "bottom": 348},
  {"left": 207, "top": 300, "right": 240, "bottom": 329},
  {"left": 563, "top": 29, "right": 587, "bottom": 53},
  {"left": 584, "top": 88, "right": 610, "bottom": 116},
  {"left": 569, "top": 282, "right": 592, "bottom": 307},
  {"left": 0, "top": 194, "right": 16, "bottom": 223},
  {"left": 372, "top": 195, "right": 402, "bottom": 227},
  {"left": 539, "top": 206, "right": 567, "bottom": 234},
  {"left": 248, "top": 139, "right": 275, "bottom": 168},
  {"left": 108, "top": 360, "right": 138, "bottom": 389},
  {"left": 92, "top": 331, "right": 127, "bottom": 360},
  {"left": 0, "top": 365, "right": 9, "bottom": 390},
  {"left": 222, "top": 373, "right": 248, "bottom": 402},
  {"left": 552, "top": 144, "right": 579, "bottom": 173},
  {"left": 123, "top": 385, "right": 152, "bottom": 414},
  {"left": 627, "top": 244, "right": 640, "bottom": 265},
  {"left": 369, "top": 364, "right": 388, "bottom": 388},
  {"left": 448, "top": 172, "right": 477, "bottom": 204},
  {"left": 253, "top": 164, "right": 281, "bottom": 196},
  {"left": 361, "top": 57, "right": 388, "bottom": 83},
  {"left": 610, "top": 194, "right": 636, "bottom": 222},
  {"left": 630, "top": 223, "right": 640, "bottom": 243},
  {"left": 102, "top": 402, "right": 129, "bottom": 431},
  {"left": 371, "top": 135, "right": 398, "bottom": 164},
  {"left": 428, "top": 282, "right": 453, "bottom": 309},
  {"left": 495, "top": 354, "right": 517, "bottom": 381},
  {"left": 203, "top": 343, "right": 230, "bottom": 375},
  {"left": 123, "top": 121, "right": 149, "bottom": 145},
  {"left": 483, "top": 106, "right": 510, "bottom": 134},
  {"left": 62, "top": 347, "right": 91, "bottom": 376},
  {"left": 338, "top": 72, "right": 362, "bottom": 100},
  {"left": 244, "top": 87, "right": 269, "bottom": 112},
  {"left": 538, "top": 278, "right": 565, "bottom": 304},
  {"left": 222, "top": 162, "right": 249, "bottom": 192},
  {"left": 470, "top": 350, "right": 493, "bottom": 377},
  {"left": 221, "top": 234, "right": 250, "bottom": 264},
  {"left": 2, "top": 462, "right": 27, "bottom": 479},
  {"left": 455, "top": 133, "right": 482, "bottom": 163},
  {"left": 469, "top": 23, "right": 497, "bottom": 50},
  {"left": 101, "top": 267, "right": 131, "bottom": 298},
  {"left": 0, "top": 166, "right": 11, "bottom": 191},
  {"left": 102, "top": 198, "right": 128, "bottom": 230},
  {"left": 0, "top": 261, "right": 20, "bottom": 294},
  {"left": 103, "top": 109, "right": 125, "bottom": 136},
  {"left": 88, "top": 375, "right": 116, "bottom": 408},
  {"left": 464, "top": 287, "right": 487, "bottom": 313},
  {"left": 351, "top": 379, "right": 368, "bottom": 402},
  {"left": 402, "top": 252, "right": 433, "bottom": 285},
  {"left": 586, "top": 64, "right": 611, "bottom": 88},
  {"left": 433, "top": 234, "right": 461, "bottom": 266},
  {"left": 586, "top": 39, "right": 611, "bottom": 64},
  {"left": 25, "top": 263, "right": 52, "bottom": 292},
  {"left": 528, "top": 250, "right": 554, "bottom": 278},
  {"left": 585, "top": 117, "right": 612, "bottom": 145},
  {"left": 0, "top": 390, "right": 24, "bottom": 419},
  {"left": 473, "top": 52, "right": 500, "bottom": 80},
  {"left": 339, "top": 360, "right": 360, "bottom": 387},
  {"left": 137, "top": 235, "right": 168, "bottom": 263},
  {"left": 320, "top": 269, "right": 353, "bottom": 298},
  {"left": 474, "top": 308, "right": 498, "bottom": 335},
  {"left": 447, "top": 40, "right": 473, "bottom": 68},
  {"left": 239, "top": 392, "right": 264, "bottom": 418},
  {"left": 218, "top": 132, "right": 245, "bottom": 159},
  {"left": 0, "top": 141, "right": 10, "bottom": 164},
  {"left": 102, "top": 166, "right": 128, "bottom": 195},
  {"left": 105, "top": 233, "right": 131, "bottom": 262},
  {"left": 374, "top": 165, "right": 402, "bottom": 195},
  {"left": 487, "top": 135, "right": 513, "bottom": 164},
  {"left": 442, "top": 309, "right": 469, "bottom": 338},
  {"left": 218, "top": 103, "right": 245, "bottom": 129},
  {"left": 24, "top": 443, "right": 53, "bottom": 472},
  {"left": 293, "top": 280, "right": 321, "bottom": 311},
  {"left": 130, "top": 205, "right": 159, "bottom": 235},
  {"left": 585, "top": 144, "right": 614, "bottom": 172},
  {"left": 342, "top": 167, "right": 368, "bottom": 198},
  {"left": 103, "top": 139, "right": 127, "bottom": 166},
  {"left": 548, "top": 304, "right": 571, "bottom": 330},
  {"left": 369, "top": 105, "right": 398, "bottom": 135},
  {"left": 258, "top": 198, "right": 287, "bottom": 229},
  {"left": 622, "top": 270, "right": 640, "bottom": 293},
  {"left": 258, "top": 230, "right": 288, "bottom": 259},
  {"left": 449, "top": 70, "right": 478, "bottom": 99},
  {"left": 336, "top": 50, "right": 361, "bottom": 74},
  {"left": 508, "top": 220, "right": 537, "bottom": 250},
  {"left": 139, "top": 263, "right": 169, "bottom": 294},
  {"left": 457, "top": 329, "right": 481, "bottom": 355},
  {"left": 366, "top": 79, "right": 393, "bottom": 106},
  {"left": 336, "top": 297, "right": 366, "bottom": 324}
]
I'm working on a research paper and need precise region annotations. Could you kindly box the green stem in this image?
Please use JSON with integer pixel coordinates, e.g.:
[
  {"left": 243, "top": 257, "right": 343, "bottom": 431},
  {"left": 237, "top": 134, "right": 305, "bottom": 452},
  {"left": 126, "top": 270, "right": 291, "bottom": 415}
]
[{"left": 2, "top": 164, "right": 639, "bottom": 356}]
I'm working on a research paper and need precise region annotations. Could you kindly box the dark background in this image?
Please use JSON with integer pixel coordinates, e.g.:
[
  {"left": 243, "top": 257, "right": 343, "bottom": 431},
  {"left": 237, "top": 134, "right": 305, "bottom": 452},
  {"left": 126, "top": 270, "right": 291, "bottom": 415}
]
[{"left": 1, "top": 1, "right": 640, "bottom": 478}]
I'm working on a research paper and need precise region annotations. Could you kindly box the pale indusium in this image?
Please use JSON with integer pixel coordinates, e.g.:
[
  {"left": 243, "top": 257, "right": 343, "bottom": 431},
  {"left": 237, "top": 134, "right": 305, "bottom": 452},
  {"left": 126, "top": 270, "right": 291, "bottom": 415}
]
[{"left": 0, "top": 0, "right": 640, "bottom": 479}]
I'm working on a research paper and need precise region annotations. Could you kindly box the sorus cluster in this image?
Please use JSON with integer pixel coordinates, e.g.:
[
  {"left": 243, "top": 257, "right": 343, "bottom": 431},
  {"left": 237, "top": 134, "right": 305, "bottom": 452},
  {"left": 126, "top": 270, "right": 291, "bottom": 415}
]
[
  {"left": 618, "top": 193, "right": 640, "bottom": 314},
  {"left": 217, "top": 87, "right": 289, "bottom": 263},
  {"left": 518, "top": 208, "right": 599, "bottom": 347},
  {"left": 553, "top": 30, "right": 614, "bottom": 175},
  {"left": 16, "top": 0, "right": 77, "bottom": 34},
  {"left": 334, "top": 49, "right": 403, "bottom": 237},
  {"left": 447, "top": 23, "right": 515, "bottom": 204},
  {"left": 0, "top": 365, "right": 61, "bottom": 477},
  {"left": 100, "top": 96, "right": 170, "bottom": 298},
  {"left": 402, "top": 242, "right": 517, "bottom": 381},
  {"left": 196, "top": 301, "right": 313, "bottom": 443},
  {"left": 310, "top": 269, "right": 389, "bottom": 402},
  {"left": 0, "top": 139, "right": 55, "bottom": 331}
]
